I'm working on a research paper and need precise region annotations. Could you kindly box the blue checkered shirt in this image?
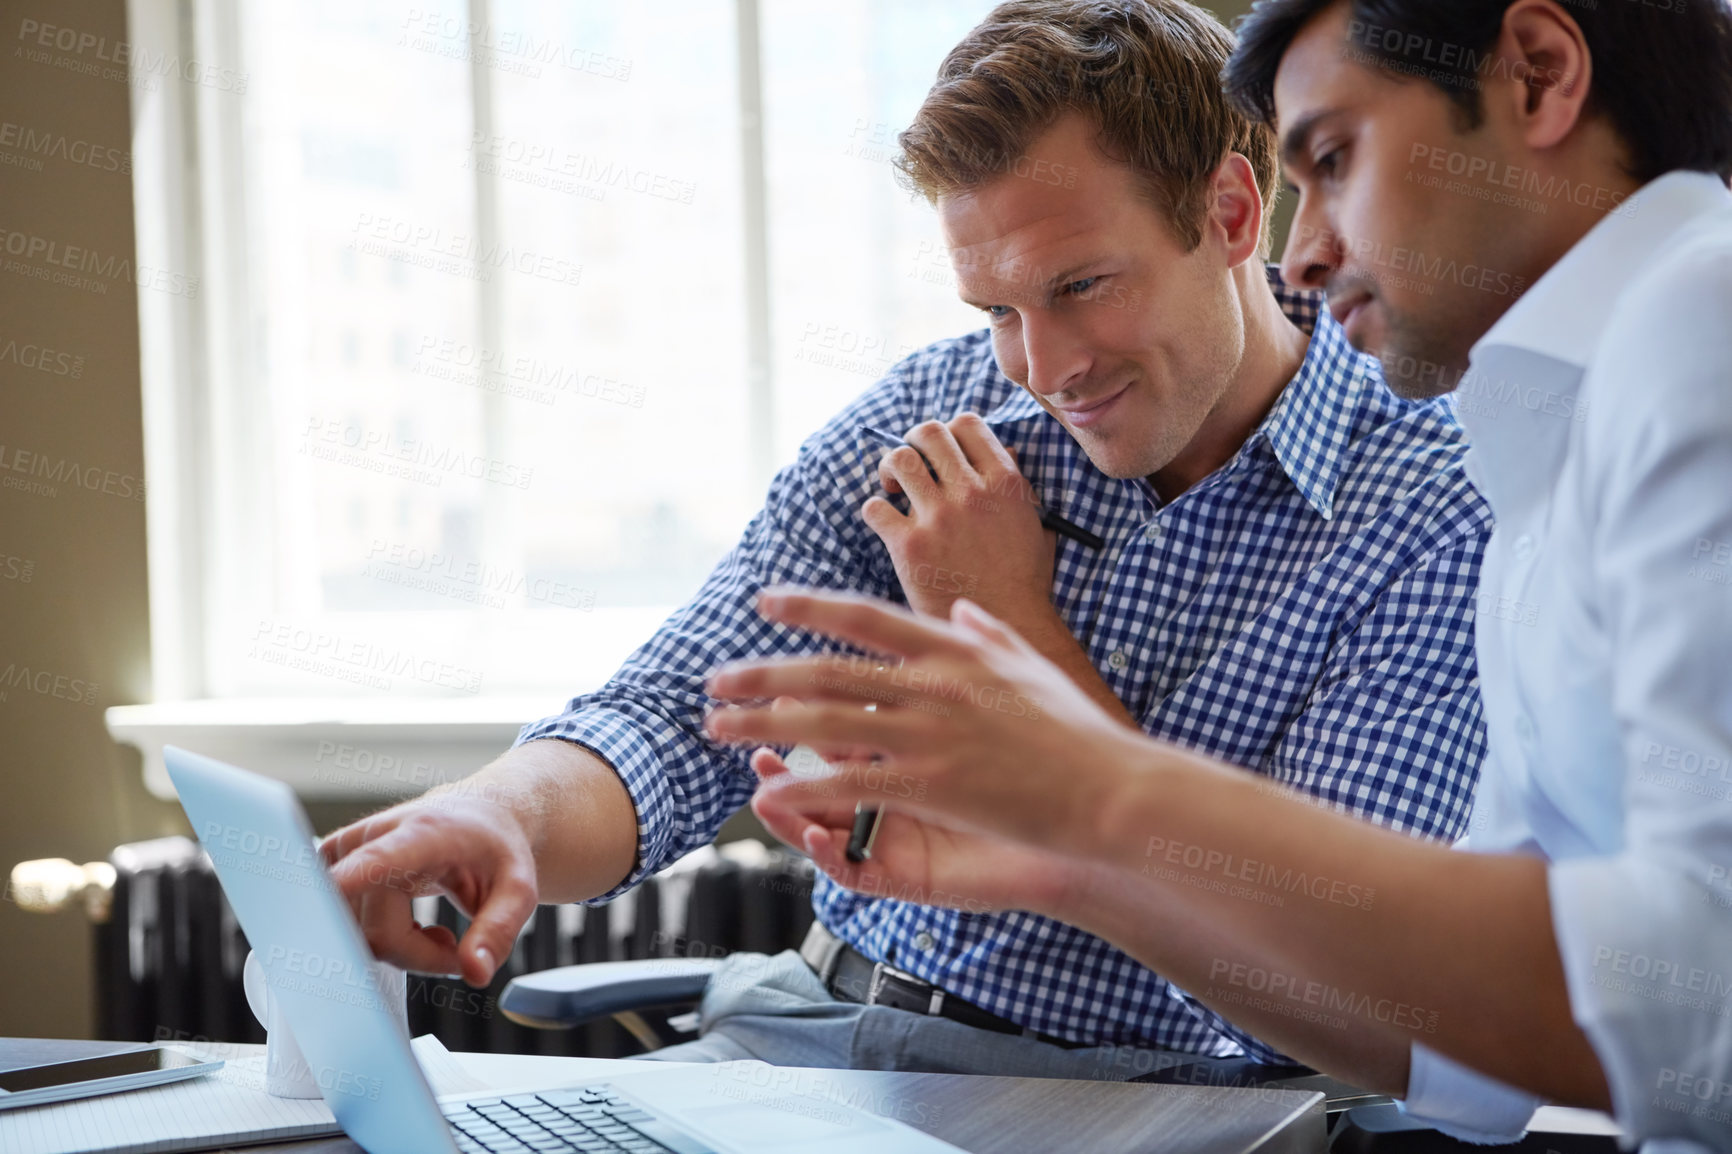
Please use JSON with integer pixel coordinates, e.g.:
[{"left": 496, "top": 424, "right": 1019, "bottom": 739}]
[{"left": 518, "top": 270, "right": 1493, "bottom": 1060}]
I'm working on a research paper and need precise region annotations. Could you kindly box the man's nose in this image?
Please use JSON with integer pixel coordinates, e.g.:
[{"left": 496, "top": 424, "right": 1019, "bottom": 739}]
[
  {"left": 1280, "top": 203, "right": 1340, "bottom": 292},
  {"left": 1021, "top": 313, "right": 1090, "bottom": 399}
]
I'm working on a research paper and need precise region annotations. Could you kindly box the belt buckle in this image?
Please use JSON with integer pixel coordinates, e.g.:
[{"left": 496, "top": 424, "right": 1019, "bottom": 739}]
[{"left": 867, "top": 961, "right": 945, "bottom": 1016}]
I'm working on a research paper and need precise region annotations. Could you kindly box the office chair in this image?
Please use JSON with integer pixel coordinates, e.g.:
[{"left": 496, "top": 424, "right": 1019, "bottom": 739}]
[{"left": 500, "top": 840, "right": 815, "bottom": 1051}]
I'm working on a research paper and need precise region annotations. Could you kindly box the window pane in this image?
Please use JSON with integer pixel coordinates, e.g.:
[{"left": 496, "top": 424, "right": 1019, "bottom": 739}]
[
  {"left": 203, "top": 0, "right": 995, "bottom": 698},
  {"left": 760, "top": 0, "right": 999, "bottom": 459},
  {"left": 483, "top": 0, "right": 752, "bottom": 608},
  {"left": 212, "top": 0, "right": 745, "bottom": 696}
]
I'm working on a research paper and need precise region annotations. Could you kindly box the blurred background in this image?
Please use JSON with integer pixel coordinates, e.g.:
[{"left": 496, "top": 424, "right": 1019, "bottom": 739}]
[{"left": 0, "top": 0, "right": 1269, "bottom": 1039}]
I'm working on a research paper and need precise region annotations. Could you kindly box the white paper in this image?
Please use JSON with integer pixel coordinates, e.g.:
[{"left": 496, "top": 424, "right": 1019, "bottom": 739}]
[{"left": 0, "top": 1035, "right": 493, "bottom": 1154}]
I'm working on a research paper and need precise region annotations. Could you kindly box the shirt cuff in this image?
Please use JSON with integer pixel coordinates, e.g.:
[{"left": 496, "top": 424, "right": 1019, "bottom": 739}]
[
  {"left": 1400, "top": 1041, "right": 1540, "bottom": 1144},
  {"left": 515, "top": 706, "right": 672, "bottom": 903}
]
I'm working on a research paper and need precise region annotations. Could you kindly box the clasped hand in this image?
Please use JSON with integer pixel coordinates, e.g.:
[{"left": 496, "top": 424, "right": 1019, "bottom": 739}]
[{"left": 865, "top": 413, "right": 1056, "bottom": 621}]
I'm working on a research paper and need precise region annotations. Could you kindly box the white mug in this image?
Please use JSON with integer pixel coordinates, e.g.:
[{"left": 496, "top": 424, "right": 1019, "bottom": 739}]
[{"left": 242, "top": 948, "right": 408, "bottom": 1098}]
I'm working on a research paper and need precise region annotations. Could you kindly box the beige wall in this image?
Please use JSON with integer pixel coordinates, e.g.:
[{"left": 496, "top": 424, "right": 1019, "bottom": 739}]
[
  {"left": 0, "top": 0, "right": 185, "bottom": 1037},
  {"left": 0, "top": 0, "right": 1275, "bottom": 1040}
]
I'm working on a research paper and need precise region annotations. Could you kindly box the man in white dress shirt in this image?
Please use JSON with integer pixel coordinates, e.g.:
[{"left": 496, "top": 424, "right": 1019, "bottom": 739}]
[{"left": 695, "top": 0, "right": 1732, "bottom": 1149}]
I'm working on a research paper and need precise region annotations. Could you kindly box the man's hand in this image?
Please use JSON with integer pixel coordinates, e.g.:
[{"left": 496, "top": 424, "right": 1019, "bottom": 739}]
[
  {"left": 866, "top": 415, "right": 1136, "bottom": 725},
  {"left": 866, "top": 414, "right": 1056, "bottom": 621},
  {"left": 748, "top": 743, "right": 1085, "bottom": 918},
  {"left": 706, "top": 588, "right": 1148, "bottom": 853},
  {"left": 319, "top": 740, "right": 638, "bottom": 987},
  {"left": 321, "top": 790, "right": 539, "bottom": 987},
  {"left": 709, "top": 591, "right": 1615, "bottom": 1111}
]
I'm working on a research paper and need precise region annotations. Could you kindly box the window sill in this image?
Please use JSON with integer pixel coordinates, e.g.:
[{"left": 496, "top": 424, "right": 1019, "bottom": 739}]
[{"left": 107, "top": 696, "right": 570, "bottom": 801}]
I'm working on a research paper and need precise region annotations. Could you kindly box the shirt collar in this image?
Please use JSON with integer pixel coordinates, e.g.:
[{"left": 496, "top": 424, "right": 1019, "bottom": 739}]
[
  {"left": 1457, "top": 171, "right": 1732, "bottom": 514},
  {"left": 1472, "top": 170, "right": 1732, "bottom": 369},
  {"left": 1256, "top": 267, "right": 1370, "bottom": 520},
  {"left": 985, "top": 266, "right": 1367, "bottom": 519}
]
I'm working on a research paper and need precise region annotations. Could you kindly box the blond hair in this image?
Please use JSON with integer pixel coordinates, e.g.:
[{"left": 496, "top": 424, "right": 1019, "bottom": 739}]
[{"left": 898, "top": 0, "right": 1280, "bottom": 253}]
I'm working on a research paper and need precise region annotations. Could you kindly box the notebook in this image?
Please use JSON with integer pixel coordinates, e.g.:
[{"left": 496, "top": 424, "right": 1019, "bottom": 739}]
[{"left": 0, "top": 1034, "right": 489, "bottom": 1154}]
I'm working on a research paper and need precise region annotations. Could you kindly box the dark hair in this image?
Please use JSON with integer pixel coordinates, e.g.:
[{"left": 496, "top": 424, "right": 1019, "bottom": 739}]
[
  {"left": 1222, "top": 0, "right": 1732, "bottom": 183},
  {"left": 898, "top": 0, "right": 1280, "bottom": 252}
]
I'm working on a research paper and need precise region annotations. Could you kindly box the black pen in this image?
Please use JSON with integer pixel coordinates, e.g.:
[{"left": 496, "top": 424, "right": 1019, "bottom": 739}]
[
  {"left": 846, "top": 802, "right": 881, "bottom": 864},
  {"left": 785, "top": 744, "right": 880, "bottom": 863},
  {"left": 843, "top": 706, "right": 885, "bottom": 863},
  {"left": 859, "top": 423, "right": 1104, "bottom": 551}
]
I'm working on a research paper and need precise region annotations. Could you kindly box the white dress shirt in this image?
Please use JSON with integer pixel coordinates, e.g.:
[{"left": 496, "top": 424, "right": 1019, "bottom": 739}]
[{"left": 1397, "top": 171, "right": 1732, "bottom": 1151}]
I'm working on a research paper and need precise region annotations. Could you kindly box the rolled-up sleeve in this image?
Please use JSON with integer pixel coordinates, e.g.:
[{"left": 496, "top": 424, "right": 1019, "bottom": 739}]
[{"left": 513, "top": 707, "right": 680, "bottom": 902}]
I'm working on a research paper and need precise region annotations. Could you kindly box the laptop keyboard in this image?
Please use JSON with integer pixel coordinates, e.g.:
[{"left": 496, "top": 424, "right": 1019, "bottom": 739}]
[{"left": 443, "top": 1086, "right": 716, "bottom": 1154}]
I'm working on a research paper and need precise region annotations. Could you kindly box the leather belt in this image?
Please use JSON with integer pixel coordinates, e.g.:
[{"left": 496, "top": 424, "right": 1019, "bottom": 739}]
[{"left": 799, "top": 922, "right": 1089, "bottom": 1050}]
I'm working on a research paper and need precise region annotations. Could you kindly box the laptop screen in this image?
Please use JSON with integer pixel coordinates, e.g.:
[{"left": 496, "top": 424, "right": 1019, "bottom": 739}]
[{"left": 166, "top": 746, "right": 459, "bottom": 1154}]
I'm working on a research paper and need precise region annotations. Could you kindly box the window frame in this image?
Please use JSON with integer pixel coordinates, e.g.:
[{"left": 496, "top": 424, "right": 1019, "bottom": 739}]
[{"left": 115, "top": 0, "right": 776, "bottom": 795}]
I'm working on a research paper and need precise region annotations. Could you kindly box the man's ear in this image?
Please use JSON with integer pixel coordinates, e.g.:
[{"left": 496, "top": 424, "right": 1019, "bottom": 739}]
[
  {"left": 1489, "top": 0, "right": 1593, "bottom": 153},
  {"left": 1210, "top": 151, "right": 1265, "bottom": 269}
]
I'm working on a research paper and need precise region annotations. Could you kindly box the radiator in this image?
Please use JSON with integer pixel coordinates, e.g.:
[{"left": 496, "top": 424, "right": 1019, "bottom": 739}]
[{"left": 15, "top": 837, "right": 814, "bottom": 1058}]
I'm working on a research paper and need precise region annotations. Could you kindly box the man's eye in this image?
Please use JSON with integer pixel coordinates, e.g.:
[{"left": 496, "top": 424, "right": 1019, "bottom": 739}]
[
  {"left": 1314, "top": 146, "right": 1344, "bottom": 178},
  {"left": 985, "top": 305, "right": 1013, "bottom": 320},
  {"left": 1064, "top": 277, "right": 1100, "bottom": 297}
]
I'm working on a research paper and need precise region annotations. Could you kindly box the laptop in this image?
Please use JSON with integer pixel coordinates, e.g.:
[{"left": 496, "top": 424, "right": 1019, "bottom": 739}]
[{"left": 165, "top": 745, "right": 964, "bottom": 1154}]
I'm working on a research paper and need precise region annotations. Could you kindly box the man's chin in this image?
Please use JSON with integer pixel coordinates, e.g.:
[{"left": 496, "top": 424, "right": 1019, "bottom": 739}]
[
  {"left": 1051, "top": 410, "right": 1179, "bottom": 481},
  {"left": 1076, "top": 440, "right": 1169, "bottom": 482},
  {"left": 1360, "top": 325, "right": 1473, "bottom": 400},
  {"left": 1376, "top": 349, "right": 1471, "bottom": 400}
]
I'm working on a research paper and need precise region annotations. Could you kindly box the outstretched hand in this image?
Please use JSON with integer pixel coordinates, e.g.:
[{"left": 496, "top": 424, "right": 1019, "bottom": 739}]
[
  {"left": 706, "top": 587, "right": 1154, "bottom": 857},
  {"left": 746, "top": 742, "right": 1083, "bottom": 917},
  {"left": 320, "top": 792, "right": 538, "bottom": 987}
]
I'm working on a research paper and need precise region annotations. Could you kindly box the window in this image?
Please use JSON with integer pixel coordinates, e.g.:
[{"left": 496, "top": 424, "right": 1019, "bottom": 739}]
[{"left": 132, "top": 0, "right": 995, "bottom": 704}]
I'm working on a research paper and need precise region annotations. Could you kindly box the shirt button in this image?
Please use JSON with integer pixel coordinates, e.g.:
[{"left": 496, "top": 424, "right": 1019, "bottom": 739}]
[
  {"left": 914, "top": 931, "right": 935, "bottom": 951},
  {"left": 1107, "top": 650, "right": 1128, "bottom": 671},
  {"left": 1514, "top": 714, "right": 1536, "bottom": 744},
  {"left": 1513, "top": 534, "right": 1536, "bottom": 562},
  {"left": 1142, "top": 523, "right": 1161, "bottom": 543}
]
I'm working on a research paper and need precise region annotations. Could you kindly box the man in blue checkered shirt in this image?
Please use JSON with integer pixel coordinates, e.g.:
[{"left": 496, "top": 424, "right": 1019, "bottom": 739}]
[{"left": 325, "top": 0, "right": 1492, "bottom": 1079}]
